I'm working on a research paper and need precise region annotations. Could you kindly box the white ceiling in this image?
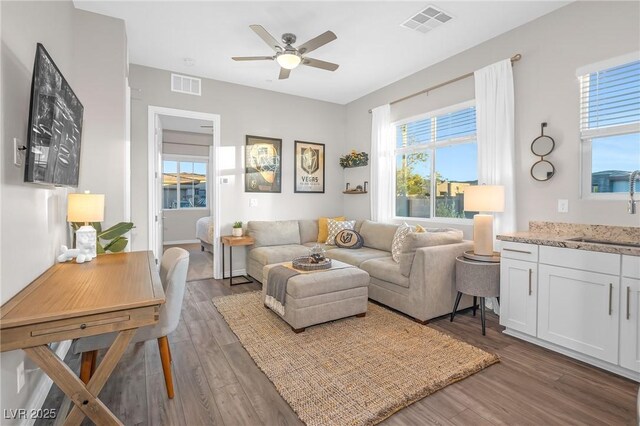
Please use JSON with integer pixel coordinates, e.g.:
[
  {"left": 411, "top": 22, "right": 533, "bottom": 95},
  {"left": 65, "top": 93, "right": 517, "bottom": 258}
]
[
  {"left": 74, "top": 1, "right": 570, "bottom": 104},
  {"left": 160, "top": 115, "right": 213, "bottom": 135}
]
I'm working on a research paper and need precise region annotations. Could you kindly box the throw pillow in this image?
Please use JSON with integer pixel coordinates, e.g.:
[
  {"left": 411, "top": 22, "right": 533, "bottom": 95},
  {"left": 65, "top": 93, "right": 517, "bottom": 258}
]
[
  {"left": 326, "top": 219, "right": 356, "bottom": 245},
  {"left": 317, "top": 216, "right": 345, "bottom": 243},
  {"left": 335, "top": 229, "right": 364, "bottom": 249},
  {"left": 415, "top": 224, "right": 426, "bottom": 233},
  {"left": 391, "top": 223, "right": 414, "bottom": 263}
]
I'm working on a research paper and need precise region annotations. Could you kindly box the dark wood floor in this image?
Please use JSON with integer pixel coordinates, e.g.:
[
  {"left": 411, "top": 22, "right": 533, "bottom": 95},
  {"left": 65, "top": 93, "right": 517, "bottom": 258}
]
[{"left": 37, "top": 277, "right": 638, "bottom": 426}]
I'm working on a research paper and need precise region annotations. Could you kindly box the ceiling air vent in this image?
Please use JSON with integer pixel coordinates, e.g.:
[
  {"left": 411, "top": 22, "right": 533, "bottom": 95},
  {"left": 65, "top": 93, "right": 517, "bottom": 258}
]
[
  {"left": 401, "top": 5, "right": 453, "bottom": 34},
  {"left": 171, "top": 73, "right": 201, "bottom": 96}
]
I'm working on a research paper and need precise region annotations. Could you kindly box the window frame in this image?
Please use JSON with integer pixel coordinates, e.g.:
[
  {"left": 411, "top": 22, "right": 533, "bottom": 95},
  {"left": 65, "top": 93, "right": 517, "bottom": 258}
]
[
  {"left": 578, "top": 53, "right": 640, "bottom": 200},
  {"left": 162, "top": 154, "right": 210, "bottom": 211},
  {"left": 392, "top": 99, "right": 476, "bottom": 224}
]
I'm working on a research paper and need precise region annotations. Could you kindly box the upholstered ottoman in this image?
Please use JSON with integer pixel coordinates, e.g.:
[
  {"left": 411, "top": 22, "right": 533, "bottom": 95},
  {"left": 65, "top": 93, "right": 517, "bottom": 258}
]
[{"left": 262, "top": 260, "right": 370, "bottom": 333}]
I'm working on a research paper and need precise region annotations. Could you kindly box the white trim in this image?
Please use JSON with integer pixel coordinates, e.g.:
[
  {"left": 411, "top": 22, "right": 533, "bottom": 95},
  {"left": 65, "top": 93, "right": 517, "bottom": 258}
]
[
  {"left": 576, "top": 51, "right": 640, "bottom": 77},
  {"left": 148, "top": 106, "right": 222, "bottom": 279},
  {"left": 580, "top": 123, "right": 640, "bottom": 140},
  {"left": 392, "top": 99, "right": 475, "bottom": 127},
  {"left": 504, "top": 328, "right": 639, "bottom": 382},
  {"left": 24, "top": 340, "right": 72, "bottom": 426},
  {"left": 163, "top": 239, "right": 200, "bottom": 245},
  {"left": 163, "top": 153, "right": 209, "bottom": 162}
]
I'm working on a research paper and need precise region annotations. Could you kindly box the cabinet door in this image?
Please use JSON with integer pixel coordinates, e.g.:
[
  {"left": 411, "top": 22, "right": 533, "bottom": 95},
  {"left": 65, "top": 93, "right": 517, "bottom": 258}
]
[
  {"left": 538, "top": 265, "right": 619, "bottom": 363},
  {"left": 500, "top": 258, "right": 537, "bottom": 336},
  {"left": 620, "top": 277, "right": 640, "bottom": 371}
]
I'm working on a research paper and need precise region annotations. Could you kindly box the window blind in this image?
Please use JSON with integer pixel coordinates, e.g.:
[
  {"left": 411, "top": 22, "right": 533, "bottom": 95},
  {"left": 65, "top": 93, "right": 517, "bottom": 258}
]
[
  {"left": 395, "top": 106, "right": 476, "bottom": 148},
  {"left": 579, "top": 60, "right": 640, "bottom": 132}
]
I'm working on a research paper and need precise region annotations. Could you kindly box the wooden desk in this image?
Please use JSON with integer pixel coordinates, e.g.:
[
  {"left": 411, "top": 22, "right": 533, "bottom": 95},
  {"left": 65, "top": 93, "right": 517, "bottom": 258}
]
[
  {"left": 221, "top": 235, "right": 255, "bottom": 286},
  {"left": 0, "top": 251, "right": 164, "bottom": 426}
]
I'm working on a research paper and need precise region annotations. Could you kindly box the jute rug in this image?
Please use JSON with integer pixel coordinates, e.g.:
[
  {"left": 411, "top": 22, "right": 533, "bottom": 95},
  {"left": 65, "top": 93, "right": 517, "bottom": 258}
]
[{"left": 213, "top": 292, "right": 499, "bottom": 426}]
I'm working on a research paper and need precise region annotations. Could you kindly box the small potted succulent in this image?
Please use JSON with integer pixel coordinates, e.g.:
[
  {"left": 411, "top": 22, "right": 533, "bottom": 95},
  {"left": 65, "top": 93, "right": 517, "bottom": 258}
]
[{"left": 232, "top": 221, "right": 243, "bottom": 237}]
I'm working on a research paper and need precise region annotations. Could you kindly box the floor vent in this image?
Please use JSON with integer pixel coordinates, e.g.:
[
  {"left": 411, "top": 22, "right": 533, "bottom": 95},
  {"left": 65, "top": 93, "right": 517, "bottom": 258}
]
[
  {"left": 171, "top": 73, "right": 201, "bottom": 96},
  {"left": 401, "top": 5, "right": 453, "bottom": 34}
]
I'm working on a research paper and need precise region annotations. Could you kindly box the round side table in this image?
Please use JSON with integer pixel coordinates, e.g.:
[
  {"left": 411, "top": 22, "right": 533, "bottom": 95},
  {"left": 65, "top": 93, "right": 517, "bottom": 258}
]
[{"left": 451, "top": 255, "right": 500, "bottom": 335}]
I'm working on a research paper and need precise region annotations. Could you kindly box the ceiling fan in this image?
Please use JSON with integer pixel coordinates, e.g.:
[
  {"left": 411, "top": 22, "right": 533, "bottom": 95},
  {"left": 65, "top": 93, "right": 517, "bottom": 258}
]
[{"left": 232, "top": 25, "right": 339, "bottom": 80}]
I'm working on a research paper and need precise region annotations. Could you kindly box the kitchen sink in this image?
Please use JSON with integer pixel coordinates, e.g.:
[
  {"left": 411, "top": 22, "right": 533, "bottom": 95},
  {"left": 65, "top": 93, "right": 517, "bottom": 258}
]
[{"left": 566, "top": 237, "right": 640, "bottom": 248}]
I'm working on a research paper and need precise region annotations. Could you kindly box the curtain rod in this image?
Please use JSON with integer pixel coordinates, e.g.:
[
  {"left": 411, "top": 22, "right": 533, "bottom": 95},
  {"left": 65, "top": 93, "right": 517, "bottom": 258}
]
[{"left": 368, "top": 54, "right": 522, "bottom": 113}]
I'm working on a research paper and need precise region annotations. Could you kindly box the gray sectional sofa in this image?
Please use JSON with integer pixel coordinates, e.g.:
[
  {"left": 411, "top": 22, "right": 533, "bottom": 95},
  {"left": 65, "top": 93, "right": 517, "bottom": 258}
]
[{"left": 246, "top": 219, "right": 473, "bottom": 323}]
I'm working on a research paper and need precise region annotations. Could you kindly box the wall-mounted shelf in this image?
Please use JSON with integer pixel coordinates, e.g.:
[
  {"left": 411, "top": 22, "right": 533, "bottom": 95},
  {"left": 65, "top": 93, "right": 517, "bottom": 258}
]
[{"left": 343, "top": 190, "right": 368, "bottom": 195}]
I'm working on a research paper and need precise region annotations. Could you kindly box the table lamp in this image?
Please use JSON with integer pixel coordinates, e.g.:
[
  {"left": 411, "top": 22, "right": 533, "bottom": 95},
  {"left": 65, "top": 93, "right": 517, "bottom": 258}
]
[
  {"left": 67, "top": 191, "right": 105, "bottom": 259},
  {"left": 463, "top": 185, "right": 505, "bottom": 262}
]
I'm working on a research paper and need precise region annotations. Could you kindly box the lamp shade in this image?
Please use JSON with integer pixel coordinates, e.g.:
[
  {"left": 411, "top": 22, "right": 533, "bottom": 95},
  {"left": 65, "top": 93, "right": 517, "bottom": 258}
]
[
  {"left": 67, "top": 193, "right": 105, "bottom": 223},
  {"left": 464, "top": 185, "right": 505, "bottom": 213}
]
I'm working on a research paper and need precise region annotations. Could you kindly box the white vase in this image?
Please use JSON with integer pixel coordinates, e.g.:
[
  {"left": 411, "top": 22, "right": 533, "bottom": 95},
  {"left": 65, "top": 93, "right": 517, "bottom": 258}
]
[{"left": 232, "top": 228, "right": 243, "bottom": 237}]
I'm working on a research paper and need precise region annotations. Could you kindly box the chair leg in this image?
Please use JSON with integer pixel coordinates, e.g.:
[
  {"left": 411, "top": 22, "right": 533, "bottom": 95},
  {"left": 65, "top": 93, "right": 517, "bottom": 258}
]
[
  {"left": 80, "top": 351, "right": 93, "bottom": 384},
  {"left": 473, "top": 296, "right": 477, "bottom": 317},
  {"left": 480, "top": 297, "right": 486, "bottom": 336},
  {"left": 450, "top": 291, "right": 463, "bottom": 322},
  {"left": 157, "top": 336, "right": 175, "bottom": 399}
]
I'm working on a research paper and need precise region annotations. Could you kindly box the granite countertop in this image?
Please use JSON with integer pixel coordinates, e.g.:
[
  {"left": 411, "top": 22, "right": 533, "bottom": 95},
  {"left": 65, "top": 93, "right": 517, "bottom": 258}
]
[{"left": 497, "top": 222, "right": 640, "bottom": 257}]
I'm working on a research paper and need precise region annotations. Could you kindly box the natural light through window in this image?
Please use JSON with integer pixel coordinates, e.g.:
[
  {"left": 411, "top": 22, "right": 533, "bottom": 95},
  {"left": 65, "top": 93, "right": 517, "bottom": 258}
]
[
  {"left": 579, "top": 58, "right": 640, "bottom": 196},
  {"left": 394, "top": 102, "right": 478, "bottom": 220},
  {"left": 162, "top": 157, "right": 208, "bottom": 209}
]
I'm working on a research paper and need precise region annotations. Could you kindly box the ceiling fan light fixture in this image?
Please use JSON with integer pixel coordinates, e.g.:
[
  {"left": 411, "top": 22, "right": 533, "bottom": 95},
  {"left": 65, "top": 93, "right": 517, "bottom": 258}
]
[{"left": 276, "top": 52, "right": 301, "bottom": 70}]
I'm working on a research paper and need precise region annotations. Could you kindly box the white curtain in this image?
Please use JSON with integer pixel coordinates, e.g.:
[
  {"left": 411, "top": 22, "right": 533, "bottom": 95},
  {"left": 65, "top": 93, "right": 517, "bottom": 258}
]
[
  {"left": 370, "top": 104, "right": 394, "bottom": 222},
  {"left": 474, "top": 59, "right": 516, "bottom": 315}
]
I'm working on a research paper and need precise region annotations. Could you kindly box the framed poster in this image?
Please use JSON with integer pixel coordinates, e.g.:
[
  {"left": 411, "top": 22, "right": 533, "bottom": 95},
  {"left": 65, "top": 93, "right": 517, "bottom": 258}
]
[
  {"left": 245, "top": 135, "right": 282, "bottom": 193},
  {"left": 294, "top": 141, "right": 325, "bottom": 193}
]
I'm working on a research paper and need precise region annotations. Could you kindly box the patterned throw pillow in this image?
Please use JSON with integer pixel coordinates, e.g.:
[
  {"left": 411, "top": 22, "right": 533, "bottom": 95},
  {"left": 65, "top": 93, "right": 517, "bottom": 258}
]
[
  {"left": 391, "top": 223, "right": 414, "bottom": 263},
  {"left": 326, "top": 219, "right": 356, "bottom": 245},
  {"left": 317, "top": 216, "right": 345, "bottom": 243},
  {"left": 335, "top": 229, "right": 364, "bottom": 249}
]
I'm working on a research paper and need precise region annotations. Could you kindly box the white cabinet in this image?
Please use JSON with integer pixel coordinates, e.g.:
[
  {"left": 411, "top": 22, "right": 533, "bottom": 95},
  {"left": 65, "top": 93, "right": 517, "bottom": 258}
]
[
  {"left": 500, "top": 258, "right": 537, "bottom": 336},
  {"left": 620, "top": 255, "right": 640, "bottom": 371},
  {"left": 538, "top": 264, "right": 620, "bottom": 364}
]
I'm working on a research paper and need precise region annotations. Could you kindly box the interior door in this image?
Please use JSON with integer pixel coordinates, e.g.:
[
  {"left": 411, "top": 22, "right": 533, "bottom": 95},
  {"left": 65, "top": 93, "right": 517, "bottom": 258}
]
[{"left": 154, "top": 115, "right": 164, "bottom": 262}]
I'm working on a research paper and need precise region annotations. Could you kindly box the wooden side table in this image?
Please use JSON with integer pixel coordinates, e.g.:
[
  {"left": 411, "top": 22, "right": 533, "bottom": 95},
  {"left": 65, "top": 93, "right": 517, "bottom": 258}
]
[
  {"left": 221, "top": 235, "right": 255, "bottom": 286},
  {"left": 451, "top": 255, "right": 500, "bottom": 335}
]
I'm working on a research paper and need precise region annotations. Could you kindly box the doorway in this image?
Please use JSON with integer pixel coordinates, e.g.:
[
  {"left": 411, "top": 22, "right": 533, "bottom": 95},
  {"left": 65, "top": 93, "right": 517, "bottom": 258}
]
[{"left": 147, "top": 106, "right": 221, "bottom": 279}]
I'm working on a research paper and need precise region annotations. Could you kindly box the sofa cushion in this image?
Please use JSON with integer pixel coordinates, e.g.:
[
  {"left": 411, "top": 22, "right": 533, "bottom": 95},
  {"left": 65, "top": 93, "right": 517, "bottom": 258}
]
[
  {"left": 359, "top": 220, "right": 399, "bottom": 251},
  {"left": 317, "top": 216, "right": 345, "bottom": 243},
  {"left": 326, "top": 247, "right": 390, "bottom": 267},
  {"left": 248, "top": 220, "right": 300, "bottom": 248},
  {"left": 298, "top": 219, "right": 319, "bottom": 244},
  {"left": 335, "top": 230, "right": 364, "bottom": 249},
  {"left": 399, "top": 228, "right": 464, "bottom": 276},
  {"left": 248, "top": 244, "right": 310, "bottom": 266},
  {"left": 302, "top": 242, "right": 337, "bottom": 251},
  {"left": 360, "top": 257, "right": 409, "bottom": 288},
  {"left": 326, "top": 219, "right": 355, "bottom": 245}
]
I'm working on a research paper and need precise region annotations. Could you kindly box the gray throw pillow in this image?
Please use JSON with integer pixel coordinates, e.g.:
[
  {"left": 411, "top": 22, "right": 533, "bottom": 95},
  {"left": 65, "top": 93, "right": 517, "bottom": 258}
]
[{"left": 335, "top": 229, "right": 364, "bottom": 249}]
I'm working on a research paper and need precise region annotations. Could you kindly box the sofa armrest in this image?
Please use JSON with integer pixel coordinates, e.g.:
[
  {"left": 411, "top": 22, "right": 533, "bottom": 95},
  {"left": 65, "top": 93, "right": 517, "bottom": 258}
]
[{"left": 409, "top": 240, "right": 474, "bottom": 320}]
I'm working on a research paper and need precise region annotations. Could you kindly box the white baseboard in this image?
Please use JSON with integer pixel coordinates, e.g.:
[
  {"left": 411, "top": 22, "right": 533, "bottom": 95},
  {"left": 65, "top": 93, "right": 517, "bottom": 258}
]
[
  {"left": 22, "top": 340, "right": 72, "bottom": 426},
  {"left": 163, "top": 239, "right": 199, "bottom": 245}
]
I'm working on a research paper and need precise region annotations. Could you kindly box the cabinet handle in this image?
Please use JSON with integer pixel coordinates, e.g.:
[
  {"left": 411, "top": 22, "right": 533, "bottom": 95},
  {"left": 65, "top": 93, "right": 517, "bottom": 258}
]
[
  {"left": 503, "top": 248, "right": 532, "bottom": 255},
  {"left": 528, "top": 269, "right": 532, "bottom": 295},
  {"left": 608, "top": 283, "right": 613, "bottom": 316},
  {"left": 627, "top": 286, "right": 631, "bottom": 320}
]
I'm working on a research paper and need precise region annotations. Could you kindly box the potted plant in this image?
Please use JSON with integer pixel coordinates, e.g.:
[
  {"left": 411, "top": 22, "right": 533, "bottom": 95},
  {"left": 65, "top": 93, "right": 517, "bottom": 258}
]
[{"left": 232, "top": 221, "right": 243, "bottom": 237}]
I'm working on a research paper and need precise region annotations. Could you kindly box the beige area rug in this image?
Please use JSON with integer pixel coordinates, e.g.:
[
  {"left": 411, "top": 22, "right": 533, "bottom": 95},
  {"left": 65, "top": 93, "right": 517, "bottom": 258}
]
[{"left": 213, "top": 292, "right": 499, "bottom": 426}]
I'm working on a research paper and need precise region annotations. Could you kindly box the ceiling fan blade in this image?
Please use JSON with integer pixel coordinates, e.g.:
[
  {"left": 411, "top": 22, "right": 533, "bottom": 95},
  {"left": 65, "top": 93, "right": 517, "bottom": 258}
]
[
  {"left": 301, "top": 57, "right": 339, "bottom": 72},
  {"left": 279, "top": 68, "right": 291, "bottom": 80},
  {"left": 232, "top": 56, "right": 274, "bottom": 61},
  {"left": 249, "top": 25, "right": 282, "bottom": 52},
  {"left": 297, "top": 31, "right": 337, "bottom": 55}
]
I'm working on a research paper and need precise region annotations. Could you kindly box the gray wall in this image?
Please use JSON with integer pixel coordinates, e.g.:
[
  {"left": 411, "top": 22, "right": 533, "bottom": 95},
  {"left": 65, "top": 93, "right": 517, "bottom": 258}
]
[
  {"left": 344, "top": 1, "right": 640, "bottom": 230},
  {"left": 129, "top": 64, "right": 347, "bottom": 273},
  {"left": 1, "top": 1, "right": 127, "bottom": 419}
]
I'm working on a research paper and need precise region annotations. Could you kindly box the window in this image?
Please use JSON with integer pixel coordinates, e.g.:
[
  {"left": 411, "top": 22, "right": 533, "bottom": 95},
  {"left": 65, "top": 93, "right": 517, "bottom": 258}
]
[
  {"left": 162, "top": 156, "right": 208, "bottom": 209},
  {"left": 579, "top": 56, "right": 640, "bottom": 197},
  {"left": 394, "top": 102, "right": 478, "bottom": 220}
]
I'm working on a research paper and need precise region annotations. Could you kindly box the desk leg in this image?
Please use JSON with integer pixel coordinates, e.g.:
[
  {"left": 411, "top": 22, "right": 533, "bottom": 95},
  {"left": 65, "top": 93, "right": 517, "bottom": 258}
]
[{"left": 24, "top": 328, "right": 136, "bottom": 426}]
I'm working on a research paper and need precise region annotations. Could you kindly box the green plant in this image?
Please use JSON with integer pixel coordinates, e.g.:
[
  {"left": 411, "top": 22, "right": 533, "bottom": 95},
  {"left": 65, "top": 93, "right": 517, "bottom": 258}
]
[
  {"left": 233, "top": 221, "right": 243, "bottom": 229},
  {"left": 72, "top": 222, "right": 134, "bottom": 254},
  {"left": 339, "top": 150, "right": 369, "bottom": 168}
]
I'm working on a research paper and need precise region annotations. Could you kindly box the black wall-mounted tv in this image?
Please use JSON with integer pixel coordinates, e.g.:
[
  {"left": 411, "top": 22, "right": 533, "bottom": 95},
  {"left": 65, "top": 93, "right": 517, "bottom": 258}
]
[{"left": 24, "top": 43, "right": 83, "bottom": 187}]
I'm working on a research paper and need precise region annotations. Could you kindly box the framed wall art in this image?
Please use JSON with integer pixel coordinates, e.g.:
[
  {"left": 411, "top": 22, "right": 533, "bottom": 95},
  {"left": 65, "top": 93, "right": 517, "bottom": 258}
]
[
  {"left": 245, "top": 135, "right": 282, "bottom": 193},
  {"left": 294, "top": 140, "right": 325, "bottom": 193}
]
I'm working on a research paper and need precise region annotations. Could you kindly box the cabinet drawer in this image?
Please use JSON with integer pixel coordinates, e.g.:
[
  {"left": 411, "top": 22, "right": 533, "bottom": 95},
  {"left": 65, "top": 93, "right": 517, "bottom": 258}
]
[
  {"left": 500, "top": 241, "right": 538, "bottom": 262},
  {"left": 622, "top": 255, "right": 640, "bottom": 279},
  {"left": 539, "top": 246, "right": 620, "bottom": 275}
]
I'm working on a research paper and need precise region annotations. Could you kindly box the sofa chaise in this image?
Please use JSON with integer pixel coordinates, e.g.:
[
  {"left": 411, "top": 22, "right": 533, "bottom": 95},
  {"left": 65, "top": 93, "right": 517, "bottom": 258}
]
[{"left": 246, "top": 219, "right": 473, "bottom": 323}]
